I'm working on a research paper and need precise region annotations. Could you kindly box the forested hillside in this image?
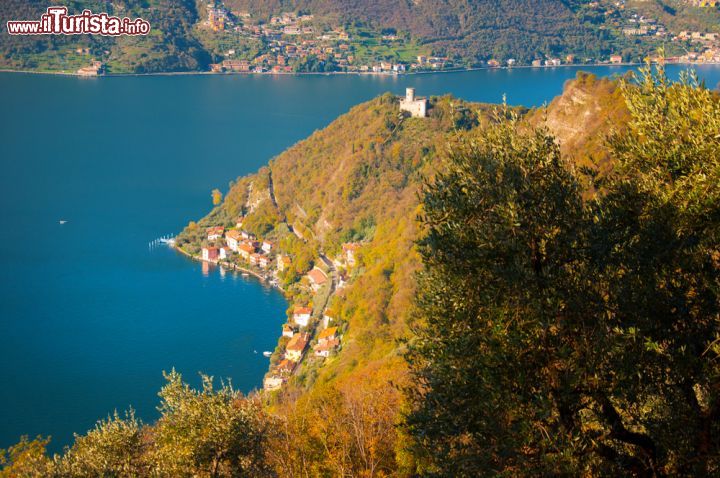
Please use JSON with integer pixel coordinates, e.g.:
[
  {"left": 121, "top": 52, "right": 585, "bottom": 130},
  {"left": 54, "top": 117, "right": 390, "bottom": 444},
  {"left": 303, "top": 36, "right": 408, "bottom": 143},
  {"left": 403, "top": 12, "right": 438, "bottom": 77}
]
[
  {"left": 227, "top": 0, "right": 614, "bottom": 63},
  {"left": 3, "top": 0, "right": 717, "bottom": 73},
  {"left": 0, "top": 0, "right": 210, "bottom": 73}
]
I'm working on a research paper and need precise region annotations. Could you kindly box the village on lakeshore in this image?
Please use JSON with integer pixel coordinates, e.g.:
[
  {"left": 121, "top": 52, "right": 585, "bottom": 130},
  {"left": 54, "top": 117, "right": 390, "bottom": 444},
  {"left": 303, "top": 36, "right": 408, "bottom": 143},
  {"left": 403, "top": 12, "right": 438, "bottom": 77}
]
[
  {"left": 200, "top": 0, "right": 720, "bottom": 73},
  {"left": 176, "top": 211, "right": 364, "bottom": 393},
  {"left": 169, "top": 87, "right": 429, "bottom": 392},
  {"left": 72, "top": 0, "right": 720, "bottom": 77}
]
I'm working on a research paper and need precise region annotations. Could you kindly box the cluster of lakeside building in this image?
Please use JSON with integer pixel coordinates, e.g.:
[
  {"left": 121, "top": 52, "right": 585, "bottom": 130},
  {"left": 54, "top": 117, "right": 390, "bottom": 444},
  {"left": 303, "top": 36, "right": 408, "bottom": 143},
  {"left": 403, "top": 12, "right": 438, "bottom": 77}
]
[
  {"left": 189, "top": 214, "right": 364, "bottom": 392},
  {"left": 263, "top": 242, "right": 361, "bottom": 391},
  {"left": 599, "top": 0, "right": 720, "bottom": 64},
  {"left": 199, "top": 0, "right": 720, "bottom": 76},
  {"left": 68, "top": 0, "right": 720, "bottom": 77}
]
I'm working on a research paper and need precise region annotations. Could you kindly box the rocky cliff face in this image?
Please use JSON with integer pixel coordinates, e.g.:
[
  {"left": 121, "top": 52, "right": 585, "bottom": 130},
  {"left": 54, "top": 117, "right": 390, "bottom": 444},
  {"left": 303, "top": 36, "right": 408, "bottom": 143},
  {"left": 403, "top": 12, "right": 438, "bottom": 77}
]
[{"left": 528, "top": 71, "right": 629, "bottom": 176}]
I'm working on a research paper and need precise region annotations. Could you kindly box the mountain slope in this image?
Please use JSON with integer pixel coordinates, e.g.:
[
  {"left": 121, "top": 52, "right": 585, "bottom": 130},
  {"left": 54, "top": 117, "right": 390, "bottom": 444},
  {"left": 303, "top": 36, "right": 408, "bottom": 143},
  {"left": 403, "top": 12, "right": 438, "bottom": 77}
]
[
  {"left": 180, "top": 72, "right": 627, "bottom": 402},
  {"left": 169, "top": 75, "right": 631, "bottom": 475},
  {"left": 0, "top": 0, "right": 210, "bottom": 73},
  {"left": 227, "top": 0, "right": 613, "bottom": 62}
]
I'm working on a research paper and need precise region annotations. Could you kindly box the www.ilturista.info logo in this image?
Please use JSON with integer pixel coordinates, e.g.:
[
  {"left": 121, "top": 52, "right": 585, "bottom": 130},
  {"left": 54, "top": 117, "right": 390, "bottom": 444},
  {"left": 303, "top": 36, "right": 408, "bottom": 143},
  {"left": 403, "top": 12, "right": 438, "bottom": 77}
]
[{"left": 7, "top": 6, "right": 150, "bottom": 36}]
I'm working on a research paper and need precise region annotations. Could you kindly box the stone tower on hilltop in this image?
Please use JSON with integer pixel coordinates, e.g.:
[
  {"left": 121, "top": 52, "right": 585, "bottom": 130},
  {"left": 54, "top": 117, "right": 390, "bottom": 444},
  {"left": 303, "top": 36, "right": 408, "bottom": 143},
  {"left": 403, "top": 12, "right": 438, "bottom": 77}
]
[{"left": 399, "top": 87, "right": 428, "bottom": 118}]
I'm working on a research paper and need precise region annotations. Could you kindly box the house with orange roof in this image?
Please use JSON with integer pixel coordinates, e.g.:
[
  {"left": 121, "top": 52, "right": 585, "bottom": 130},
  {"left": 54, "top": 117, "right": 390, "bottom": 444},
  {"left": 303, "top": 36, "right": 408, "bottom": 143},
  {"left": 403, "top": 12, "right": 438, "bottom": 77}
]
[
  {"left": 307, "top": 268, "right": 328, "bottom": 291},
  {"left": 286, "top": 332, "right": 309, "bottom": 362},
  {"left": 225, "top": 230, "right": 242, "bottom": 251},
  {"left": 293, "top": 306, "right": 312, "bottom": 327},
  {"left": 276, "top": 359, "right": 295, "bottom": 375},
  {"left": 237, "top": 243, "right": 255, "bottom": 260},
  {"left": 282, "top": 323, "right": 296, "bottom": 338},
  {"left": 314, "top": 337, "right": 340, "bottom": 358},
  {"left": 258, "top": 255, "right": 271, "bottom": 269},
  {"left": 317, "top": 327, "right": 338, "bottom": 343},
  {"left": 207, "top": 226, "right": 224, "bottom": 241}
]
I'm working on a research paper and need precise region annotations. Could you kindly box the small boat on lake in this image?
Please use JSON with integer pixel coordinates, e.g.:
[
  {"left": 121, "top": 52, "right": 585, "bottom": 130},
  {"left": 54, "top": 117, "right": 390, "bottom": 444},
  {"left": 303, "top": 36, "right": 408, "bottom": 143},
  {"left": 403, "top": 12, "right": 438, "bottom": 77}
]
[{"left": 263, "top": 351, "right": 272, "bottom": 357}]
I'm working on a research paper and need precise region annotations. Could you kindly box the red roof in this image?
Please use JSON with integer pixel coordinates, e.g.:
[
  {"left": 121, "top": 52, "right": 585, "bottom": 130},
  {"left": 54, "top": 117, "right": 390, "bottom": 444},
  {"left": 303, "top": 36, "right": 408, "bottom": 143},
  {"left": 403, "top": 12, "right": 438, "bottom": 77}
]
[
  {"left": 293, "top": 306, "right": 312, "bottom": 316},
  {"left": 238, "top": 243, "right": 255, "bottom": 253},
  {"left": 277, "top": 359, "right": 295, "bottom": 373},
  {"left": 287, "top": 333, "right": 309, "bottom": 352},
  {"left": 318, "top": 327, "right": 338, "bottom": 341},
  {"left": 226, "top": 230, "right": 242, "bottom": 240},
  {"left": 307, "top": 268, "right": 328, "bottom": 285},
  {"left": 315, "top": 338, "right": 340, "bottom": 352}
]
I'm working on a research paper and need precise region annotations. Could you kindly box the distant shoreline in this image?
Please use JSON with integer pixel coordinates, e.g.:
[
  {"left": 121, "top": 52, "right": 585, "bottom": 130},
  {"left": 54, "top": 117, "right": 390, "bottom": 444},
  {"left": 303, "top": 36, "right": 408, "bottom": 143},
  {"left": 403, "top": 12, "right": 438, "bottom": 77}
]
[{"left": 3, "top": 61, "right": 718, "bottom": 79}]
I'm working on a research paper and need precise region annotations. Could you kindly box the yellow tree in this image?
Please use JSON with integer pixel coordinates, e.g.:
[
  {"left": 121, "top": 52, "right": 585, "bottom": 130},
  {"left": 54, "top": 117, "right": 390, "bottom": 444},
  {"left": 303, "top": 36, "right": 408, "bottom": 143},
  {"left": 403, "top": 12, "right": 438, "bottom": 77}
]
[{"left": 211, "top": 189, "right": 223, "bottom": 206}]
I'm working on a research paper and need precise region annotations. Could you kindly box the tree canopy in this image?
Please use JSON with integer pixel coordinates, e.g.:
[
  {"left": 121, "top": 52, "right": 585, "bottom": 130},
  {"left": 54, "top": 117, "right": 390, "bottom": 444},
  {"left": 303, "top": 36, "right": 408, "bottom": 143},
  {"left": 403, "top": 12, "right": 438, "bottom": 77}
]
[{"left": 407, "top": 66, "right": 720, "bottom": 476}]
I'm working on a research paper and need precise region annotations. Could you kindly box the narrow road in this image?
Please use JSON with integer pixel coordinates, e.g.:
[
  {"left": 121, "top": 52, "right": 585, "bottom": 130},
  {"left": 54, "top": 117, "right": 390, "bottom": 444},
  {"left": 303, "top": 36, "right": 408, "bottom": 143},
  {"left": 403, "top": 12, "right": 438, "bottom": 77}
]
[{"left": 267, "top": 168, "right": 281, "bottom": 213}]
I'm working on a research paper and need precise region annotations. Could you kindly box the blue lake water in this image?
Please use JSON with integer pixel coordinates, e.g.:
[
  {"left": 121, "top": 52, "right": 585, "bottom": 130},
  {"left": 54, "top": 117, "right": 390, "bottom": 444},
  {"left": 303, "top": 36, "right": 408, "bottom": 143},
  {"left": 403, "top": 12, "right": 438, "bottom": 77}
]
[{"left": 1, "top": 64, "right": 719, "bottom": 452}]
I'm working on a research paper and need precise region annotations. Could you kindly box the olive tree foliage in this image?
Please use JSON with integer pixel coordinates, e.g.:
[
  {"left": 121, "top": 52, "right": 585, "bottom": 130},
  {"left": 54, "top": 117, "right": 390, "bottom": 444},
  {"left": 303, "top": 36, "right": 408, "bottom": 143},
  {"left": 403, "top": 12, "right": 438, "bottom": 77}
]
[
  {"left": 590, "top": 65, "right": 720, "bottom": 476},
  {"left": 149, "top": 369, "right": 272, "bottom": 478},
  {"left": 56, "top": 411, "right": 146, "bottom": 477},
  {"left": 0, "top": 436, "right": 54, "bottom": 478},
  {"left": 0, "top": 371, "right": 272, "bottom": 478},
  {"left": 406, "top": 109, "right": 589, "bottom": 477},
  {"left": 407, "top": 66, "right": 720, "bottom": 477}
]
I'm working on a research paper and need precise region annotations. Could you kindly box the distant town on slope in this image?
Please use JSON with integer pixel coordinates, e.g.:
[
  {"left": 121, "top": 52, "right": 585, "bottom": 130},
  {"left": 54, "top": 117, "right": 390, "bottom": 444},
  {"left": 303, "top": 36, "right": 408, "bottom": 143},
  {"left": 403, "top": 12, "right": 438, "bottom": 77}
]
[{"left": 2, "top": 0, "right": 720, "bottom": 75}]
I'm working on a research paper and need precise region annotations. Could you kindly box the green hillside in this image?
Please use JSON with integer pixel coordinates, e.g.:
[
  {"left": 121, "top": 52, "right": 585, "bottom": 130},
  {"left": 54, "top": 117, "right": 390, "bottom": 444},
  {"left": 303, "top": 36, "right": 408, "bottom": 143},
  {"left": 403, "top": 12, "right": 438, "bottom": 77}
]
[
  {"left": 226, "top": 0, "right": 615, "bottom": 63},
  {"left": 2, "top": 0, "right": 719, "bottom": 73},
  {"left": 0, "top": 0, "right": 210, "bottom": 73}
]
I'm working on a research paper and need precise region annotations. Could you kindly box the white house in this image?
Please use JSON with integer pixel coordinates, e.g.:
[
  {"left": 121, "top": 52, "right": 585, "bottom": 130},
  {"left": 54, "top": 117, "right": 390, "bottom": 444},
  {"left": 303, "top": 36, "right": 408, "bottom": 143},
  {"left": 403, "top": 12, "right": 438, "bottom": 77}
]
[
  {"left": 282, "top": 323, "right": 296, "bottom": 338},
  {"left": 207, "top": 226, "right": 224, "bottom": 241},
  {"left": 225, "top": 230, "right": 242, "bottom": 251},
  {"left": 293, "top": 306, "right": 312, "bottom": 327},
  {"left": 307, "top": 268, "right": 328, "bottom": 291},
  {"left": 342, "top": 243, "right": 360, "bottom": 267},
  {"left": 263, "top": 375, "right": 283, "bottom": 391},
  {"left": 262, "top": 240, "right": 273, "bottom": 253}
]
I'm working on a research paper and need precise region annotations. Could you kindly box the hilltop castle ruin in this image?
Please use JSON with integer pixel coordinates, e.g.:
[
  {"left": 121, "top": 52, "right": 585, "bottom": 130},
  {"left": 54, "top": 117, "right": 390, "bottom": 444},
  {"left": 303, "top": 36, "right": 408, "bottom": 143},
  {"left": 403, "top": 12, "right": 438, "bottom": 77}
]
[{"left": 399, "top": 87, "right": 428, "bottom": 118}]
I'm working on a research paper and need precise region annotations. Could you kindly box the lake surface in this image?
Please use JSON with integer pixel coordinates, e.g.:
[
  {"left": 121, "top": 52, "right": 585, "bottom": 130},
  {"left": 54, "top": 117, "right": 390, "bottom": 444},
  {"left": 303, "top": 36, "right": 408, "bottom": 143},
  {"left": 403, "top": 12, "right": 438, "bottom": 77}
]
[{"left": 1, "top": 64, "right": 719, "bottom": 452}]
